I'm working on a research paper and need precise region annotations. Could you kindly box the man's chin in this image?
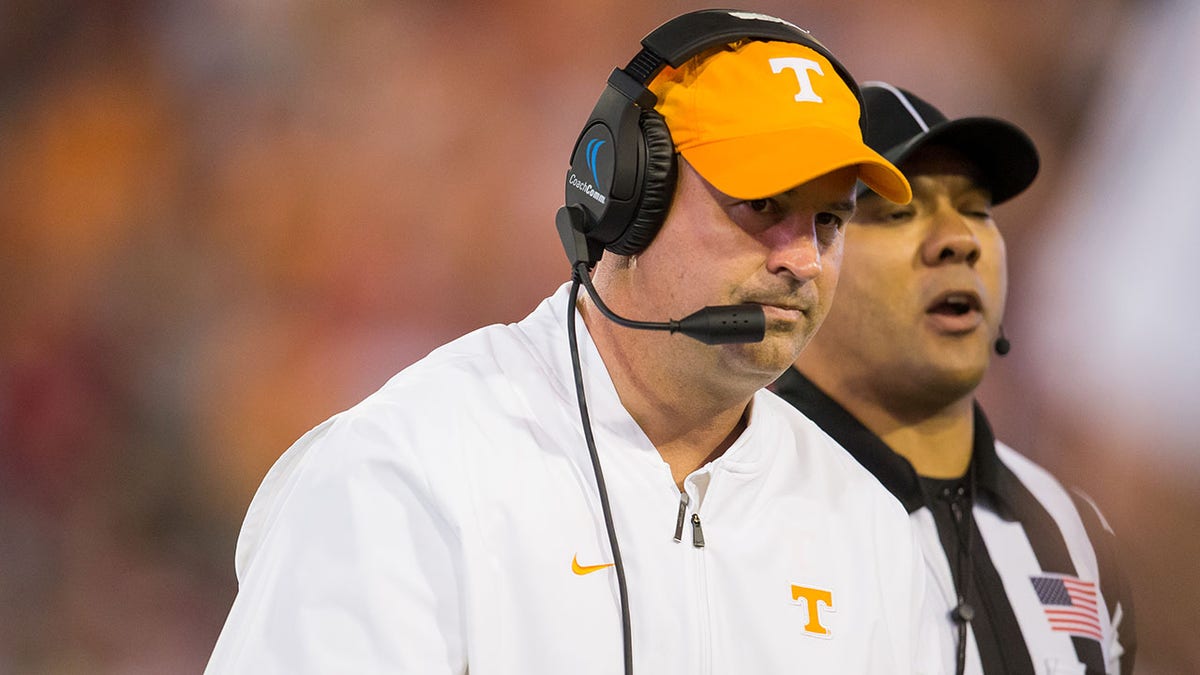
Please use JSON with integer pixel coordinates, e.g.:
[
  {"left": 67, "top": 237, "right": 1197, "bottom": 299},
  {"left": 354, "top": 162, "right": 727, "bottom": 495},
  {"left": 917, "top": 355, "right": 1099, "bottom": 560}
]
[
  {"left": 721, "top": 333, "right": 808, "bottom": 382},
  {"left": 908, "top": 363, "right": 987, "bottom": 404}
]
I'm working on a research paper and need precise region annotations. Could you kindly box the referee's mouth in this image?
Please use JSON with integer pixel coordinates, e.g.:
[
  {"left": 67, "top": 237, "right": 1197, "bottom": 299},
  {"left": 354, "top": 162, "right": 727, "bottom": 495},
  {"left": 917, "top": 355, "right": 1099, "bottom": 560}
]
[{"left": 925, "top": 290, "right": 983, "bottom": 334}]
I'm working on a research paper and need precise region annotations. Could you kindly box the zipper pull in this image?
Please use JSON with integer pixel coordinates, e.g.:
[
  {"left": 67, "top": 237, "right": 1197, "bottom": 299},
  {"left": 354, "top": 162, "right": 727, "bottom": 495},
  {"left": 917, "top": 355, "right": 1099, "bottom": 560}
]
[
  {"left": 691, "top": 513, "right": 705, "bottom": 548},
  {"left": 673, "top": 491, "right": 690, "bottom": 542}
]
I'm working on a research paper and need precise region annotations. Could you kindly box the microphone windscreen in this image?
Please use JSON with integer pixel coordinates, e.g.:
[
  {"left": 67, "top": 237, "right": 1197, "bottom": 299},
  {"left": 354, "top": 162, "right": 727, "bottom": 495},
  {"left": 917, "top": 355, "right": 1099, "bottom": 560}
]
[
  {"left": 674, "top": 305, "right": 765, "bottom": 344},
  {"left": 994, "top": 336, "right": 1010, "bottom": 356}
]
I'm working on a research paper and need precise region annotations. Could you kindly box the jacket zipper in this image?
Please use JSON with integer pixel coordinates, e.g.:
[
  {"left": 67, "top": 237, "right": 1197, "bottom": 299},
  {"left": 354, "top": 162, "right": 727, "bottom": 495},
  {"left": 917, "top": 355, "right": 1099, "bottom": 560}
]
[
  {"left": 693, "top": 511, "right": 711, "bottom": 675},
  {"left": 672, "top": 491, "right": 707, "bottom": 548},
  {"left": 672, "top": 484, "right": 710, "bottom": 673},
  {"left": 673, "top": 491, "right": 690, "bottom": 542}
]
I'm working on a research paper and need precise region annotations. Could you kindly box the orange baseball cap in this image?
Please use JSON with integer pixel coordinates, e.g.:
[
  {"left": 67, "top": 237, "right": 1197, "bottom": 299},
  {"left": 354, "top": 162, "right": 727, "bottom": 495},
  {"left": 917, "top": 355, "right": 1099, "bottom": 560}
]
[{"left": 649, "top": 40, "right": 911, "bottom": 204}]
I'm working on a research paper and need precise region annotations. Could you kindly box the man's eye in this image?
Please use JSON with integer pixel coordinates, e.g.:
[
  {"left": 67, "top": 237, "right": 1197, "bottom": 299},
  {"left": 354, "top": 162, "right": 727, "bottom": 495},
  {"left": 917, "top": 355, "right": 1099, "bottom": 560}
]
[
  {"left": 747, "top": 199, "right": 771, "bottom": 212},
  {"left": 816, "top": 212, "right": 844, "bottom": 229},
  {"left": 885, "top": 209, "right": 914, "bottom": 222}
]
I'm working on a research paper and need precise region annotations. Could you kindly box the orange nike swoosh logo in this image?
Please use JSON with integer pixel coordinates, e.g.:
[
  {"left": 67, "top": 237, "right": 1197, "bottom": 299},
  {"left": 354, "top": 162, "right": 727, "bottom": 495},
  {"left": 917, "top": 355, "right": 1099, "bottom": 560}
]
[{"left": 572, "top": 554, "right": 614, "bottom": 575}]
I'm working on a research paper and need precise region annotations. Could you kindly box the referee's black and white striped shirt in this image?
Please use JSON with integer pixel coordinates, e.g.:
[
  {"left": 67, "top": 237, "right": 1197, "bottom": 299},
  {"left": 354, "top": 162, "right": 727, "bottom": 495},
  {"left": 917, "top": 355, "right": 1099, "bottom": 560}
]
[{"left": 773, "top": 368, "right": 1136, "bottom": 675}]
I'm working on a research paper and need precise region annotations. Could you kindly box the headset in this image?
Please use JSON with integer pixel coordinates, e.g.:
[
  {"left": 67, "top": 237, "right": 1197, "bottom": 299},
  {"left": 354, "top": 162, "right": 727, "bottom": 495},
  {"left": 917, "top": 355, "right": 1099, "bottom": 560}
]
[
  {"left": 554, "top": 10, "right": 869, "bottom": 674},
  {"left": 556, "top": 8, "right": 868, "bottom": 268}
]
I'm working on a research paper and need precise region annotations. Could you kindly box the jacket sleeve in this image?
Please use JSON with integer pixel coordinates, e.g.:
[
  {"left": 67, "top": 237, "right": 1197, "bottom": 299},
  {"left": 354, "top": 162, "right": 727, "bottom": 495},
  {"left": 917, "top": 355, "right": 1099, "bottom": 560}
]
[{"left": 204, "top": 406, "right": 467, "bottom": 674}]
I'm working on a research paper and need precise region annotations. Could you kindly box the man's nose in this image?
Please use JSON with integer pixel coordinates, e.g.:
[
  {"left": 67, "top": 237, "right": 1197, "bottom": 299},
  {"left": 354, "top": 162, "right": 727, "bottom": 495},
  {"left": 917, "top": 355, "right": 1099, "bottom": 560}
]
[
  {"left": 921, "top": 208, "right": 981, "bottom": 266},
  {"left": 764, "top": 218, "right": 824, "bottom": 281}
]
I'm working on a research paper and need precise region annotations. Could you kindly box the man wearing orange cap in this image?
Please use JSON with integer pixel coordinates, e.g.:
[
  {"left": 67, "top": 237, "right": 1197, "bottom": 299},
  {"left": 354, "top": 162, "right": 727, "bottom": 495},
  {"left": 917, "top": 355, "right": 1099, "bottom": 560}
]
[{"left": 205, "top": 11, "right": 942, "bottom": 674}]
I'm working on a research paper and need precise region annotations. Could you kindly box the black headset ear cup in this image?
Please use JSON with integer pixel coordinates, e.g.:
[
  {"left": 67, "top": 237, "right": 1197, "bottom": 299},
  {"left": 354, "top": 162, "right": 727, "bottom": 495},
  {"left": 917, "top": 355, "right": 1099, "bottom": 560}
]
[{"left": 607, "top": 109, "right": 678, "bottom": 256}]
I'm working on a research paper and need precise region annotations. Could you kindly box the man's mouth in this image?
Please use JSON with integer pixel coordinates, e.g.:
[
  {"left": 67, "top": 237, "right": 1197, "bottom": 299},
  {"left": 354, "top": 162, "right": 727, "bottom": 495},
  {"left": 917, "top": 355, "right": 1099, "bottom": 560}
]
[
  {"left": 924, "top": 291, "right": 984, "bottom": 334},
  {"left": 926, "top": 292, "right": 981, "bottom": 317},
  {"left": 751, "top": 301, "right": 808, "bottom": 322}
]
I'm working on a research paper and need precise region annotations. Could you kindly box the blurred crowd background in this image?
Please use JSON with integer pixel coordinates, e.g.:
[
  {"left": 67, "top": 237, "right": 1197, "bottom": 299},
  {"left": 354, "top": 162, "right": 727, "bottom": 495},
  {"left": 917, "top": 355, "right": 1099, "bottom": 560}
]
[{"left": 1, "top": 0, "right": 1196, "bottom": 672}]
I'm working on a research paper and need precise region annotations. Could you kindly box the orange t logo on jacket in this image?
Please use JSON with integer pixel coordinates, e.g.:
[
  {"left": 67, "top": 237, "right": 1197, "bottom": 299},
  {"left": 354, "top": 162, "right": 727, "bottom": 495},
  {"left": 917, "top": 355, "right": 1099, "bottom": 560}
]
[{"left": 791, "top": 584, "right": 834, "bottom": 637}]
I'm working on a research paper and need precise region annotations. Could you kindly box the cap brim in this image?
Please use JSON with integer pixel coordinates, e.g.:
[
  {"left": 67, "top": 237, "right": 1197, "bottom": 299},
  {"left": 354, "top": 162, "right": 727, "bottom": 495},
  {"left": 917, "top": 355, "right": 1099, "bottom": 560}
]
[
  {"left": 680, "top": 127, "right": 912, "bottom": 204},
  {"left": 884, "top": 117, "right": 1039, "bottom": 205}
]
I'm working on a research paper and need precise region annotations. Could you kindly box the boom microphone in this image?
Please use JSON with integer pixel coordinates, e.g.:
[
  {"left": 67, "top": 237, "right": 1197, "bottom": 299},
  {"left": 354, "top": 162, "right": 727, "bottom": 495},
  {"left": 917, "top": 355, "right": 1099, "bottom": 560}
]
[
  {"left": 575, "top": 267, "right": 765, "bottom": 345},
  {"left": 557, "top": 205, "right": 766, "bottom": 345},
  {"left": 994, "top": 325, "right": 1011, "bottom": 356}
]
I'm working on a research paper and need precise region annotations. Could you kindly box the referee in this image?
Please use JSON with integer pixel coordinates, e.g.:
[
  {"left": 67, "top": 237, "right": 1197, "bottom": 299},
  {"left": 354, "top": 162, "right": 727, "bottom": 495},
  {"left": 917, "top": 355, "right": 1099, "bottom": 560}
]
[{"left": 773, "top": 82, "right": 1135, "bottom": 674}]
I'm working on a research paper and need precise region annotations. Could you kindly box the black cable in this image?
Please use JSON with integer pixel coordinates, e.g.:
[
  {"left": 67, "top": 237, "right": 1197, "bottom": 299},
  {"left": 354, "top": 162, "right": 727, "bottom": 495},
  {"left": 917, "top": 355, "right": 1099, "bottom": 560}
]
[
  {"left": 575, "top": 262, "right": 671, "bottom": 333},
  {"left": 567, "top": 275, "right": 634, "bottom": 675},
  {"left": 950, "top": 461, "right": 978, "bottom": 675}
]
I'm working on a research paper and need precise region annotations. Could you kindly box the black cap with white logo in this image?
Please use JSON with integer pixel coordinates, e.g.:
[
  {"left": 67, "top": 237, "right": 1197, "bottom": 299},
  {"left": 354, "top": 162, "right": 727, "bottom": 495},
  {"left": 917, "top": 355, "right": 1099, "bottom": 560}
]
[{"left": 860, "top": 81, "right": 1040, "bottom": 205}]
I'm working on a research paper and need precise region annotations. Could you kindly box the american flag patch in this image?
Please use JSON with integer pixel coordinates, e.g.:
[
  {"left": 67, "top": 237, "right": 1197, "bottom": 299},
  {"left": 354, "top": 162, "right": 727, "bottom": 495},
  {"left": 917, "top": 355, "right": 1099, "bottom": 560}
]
[{"left": 1030, "top": 574, "right": 1102, "bottom": 641}]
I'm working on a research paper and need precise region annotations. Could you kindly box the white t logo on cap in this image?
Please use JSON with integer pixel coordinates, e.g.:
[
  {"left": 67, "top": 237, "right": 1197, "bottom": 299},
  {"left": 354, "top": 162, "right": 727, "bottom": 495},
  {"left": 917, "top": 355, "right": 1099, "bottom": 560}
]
[{"left": 769, "top": 57, "right": 824, "bottom": 103}]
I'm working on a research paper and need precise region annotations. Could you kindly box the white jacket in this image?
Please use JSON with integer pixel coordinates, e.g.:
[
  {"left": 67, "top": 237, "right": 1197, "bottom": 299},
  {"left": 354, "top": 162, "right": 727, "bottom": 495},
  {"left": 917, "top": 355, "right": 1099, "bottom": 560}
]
[{"left": 206, "top": 284, "right": 944, "bottom": 674}]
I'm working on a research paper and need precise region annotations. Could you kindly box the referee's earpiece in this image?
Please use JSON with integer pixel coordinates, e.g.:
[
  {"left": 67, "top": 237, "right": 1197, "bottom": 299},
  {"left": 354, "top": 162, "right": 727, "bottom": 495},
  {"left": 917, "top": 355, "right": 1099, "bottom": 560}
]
[
  {"left": 994, "top": 325, "right": 1011, "bottom": 356},
  {"left": 557, "top": 9, "right": 867, "bottom": 269}
]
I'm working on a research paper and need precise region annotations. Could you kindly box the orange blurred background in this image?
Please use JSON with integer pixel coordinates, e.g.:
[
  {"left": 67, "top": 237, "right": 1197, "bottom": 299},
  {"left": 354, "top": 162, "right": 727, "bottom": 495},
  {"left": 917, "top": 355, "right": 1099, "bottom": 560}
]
[{"left": 2, "top": 0, "right": 1195, "bottom": 671}]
